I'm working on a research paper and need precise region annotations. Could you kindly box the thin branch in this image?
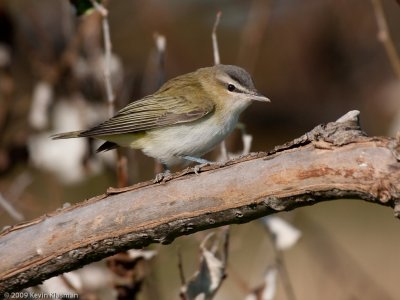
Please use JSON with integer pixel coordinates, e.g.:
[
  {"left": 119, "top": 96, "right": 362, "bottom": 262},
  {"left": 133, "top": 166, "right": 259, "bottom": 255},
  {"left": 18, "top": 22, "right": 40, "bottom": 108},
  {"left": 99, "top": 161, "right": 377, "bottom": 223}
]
[
  {"left": 211, "top": 11, "right": 221, "bottom": 65},
  {"left": 90, "top": 0, "right": 127, "bottom": 187},
  {"left": 89, "top": 0, "right": 108, "bottom": 17},
  {"left": 1, "top": 111, "right": 400, "bottom": 292},
  {"left": 261, "top": 216, "right": 300, "bottom": 300},
  {"left": 154, "top": 32, "right": 166, "bottom": 89},
  {"left": 116, "top": 153, "right": 128, "bottom": 188},
  {"left": 0, "top": 193, "right": 24, "bottom": 222},
  {"left": 221, "top": 226, "right": 230, "bottom": 267},
  {"left": 89, "top": 0, "right": 114, "bottom": 114},
  {"left": 7, "top": 172, "right": 33, "bottom": 202},
  {"left": 211, "top": 11, "right": 228, "bottom": 161},
  {"left": 267, "top": 231, "right": 297, "bottom": 300},
  {"left": 218, "top": 140, "right": 228, "bottom": 162},
  {"left": 371, "top": 0, "right": 400, "bottom": 79},
  {"left": 102, "top": 16, "right": 115, "bottom": 115},
  {"left": 177, "top": 248, "right": 186, "bottom": 286},
  {"left": 211, "top": 18, "right": 230, "bottom": 299},
  {"left": 0, "top": 172, "right": 32, "bottom": 222},
  {"left": 153, "top": 32, "right": 167, "bottom": 176},
  {"left": 246, "top": 266, "right": 278, "bottom": 300}
]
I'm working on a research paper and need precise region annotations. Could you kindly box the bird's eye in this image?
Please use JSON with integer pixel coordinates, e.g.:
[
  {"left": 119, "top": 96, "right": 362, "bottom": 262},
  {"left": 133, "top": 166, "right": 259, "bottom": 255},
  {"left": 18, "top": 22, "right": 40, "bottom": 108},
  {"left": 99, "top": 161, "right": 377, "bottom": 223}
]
[{"left": 227, "top": 84, "right": 236, "bottom": 92}]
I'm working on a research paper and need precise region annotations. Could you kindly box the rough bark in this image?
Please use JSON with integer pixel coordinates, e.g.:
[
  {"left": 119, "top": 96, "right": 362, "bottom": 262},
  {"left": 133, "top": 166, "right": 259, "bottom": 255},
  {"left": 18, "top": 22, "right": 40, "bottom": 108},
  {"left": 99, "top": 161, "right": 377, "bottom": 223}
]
[{"left": 1, "top": 111, "right": 400, "bottom": 293}]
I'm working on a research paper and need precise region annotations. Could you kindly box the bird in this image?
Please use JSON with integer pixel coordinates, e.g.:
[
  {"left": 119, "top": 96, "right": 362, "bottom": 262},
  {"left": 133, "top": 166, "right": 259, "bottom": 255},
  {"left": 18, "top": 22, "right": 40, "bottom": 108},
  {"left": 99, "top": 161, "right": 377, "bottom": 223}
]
[{"left": 52, "top": 64, "right": 270, "bottom": 172}]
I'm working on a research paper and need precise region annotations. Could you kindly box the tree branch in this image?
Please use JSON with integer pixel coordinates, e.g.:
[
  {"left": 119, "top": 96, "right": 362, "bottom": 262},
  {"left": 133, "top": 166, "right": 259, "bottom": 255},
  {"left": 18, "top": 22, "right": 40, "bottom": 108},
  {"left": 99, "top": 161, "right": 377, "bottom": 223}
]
[{"left": 1, "top": 111, "right": 400, "bottom": 293}]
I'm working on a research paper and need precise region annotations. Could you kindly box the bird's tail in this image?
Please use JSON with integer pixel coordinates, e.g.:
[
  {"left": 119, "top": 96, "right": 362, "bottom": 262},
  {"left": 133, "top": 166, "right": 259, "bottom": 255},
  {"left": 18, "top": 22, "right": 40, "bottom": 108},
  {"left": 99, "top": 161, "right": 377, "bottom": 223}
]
[{"left": 51, "top": 130, "right": 83, "bottom": 140}]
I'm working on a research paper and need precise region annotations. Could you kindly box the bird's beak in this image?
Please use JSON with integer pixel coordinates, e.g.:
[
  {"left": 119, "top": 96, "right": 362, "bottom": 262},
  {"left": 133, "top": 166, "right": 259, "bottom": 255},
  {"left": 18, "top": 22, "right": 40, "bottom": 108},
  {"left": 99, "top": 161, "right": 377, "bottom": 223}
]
[{"left": 251, "top": 91, "right": 271, "bottom": 102}]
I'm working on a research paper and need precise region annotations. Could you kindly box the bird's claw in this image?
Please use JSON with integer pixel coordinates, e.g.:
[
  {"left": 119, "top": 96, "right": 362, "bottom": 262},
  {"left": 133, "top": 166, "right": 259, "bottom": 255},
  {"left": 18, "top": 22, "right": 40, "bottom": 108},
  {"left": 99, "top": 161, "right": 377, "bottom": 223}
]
[
  {"left": 193, "top": 162, "right": 212, "bottom": 175},
  {"left": 194, "top": 165, "right": 201, "bottom": 175},
  {"left": 154, "top": 170, "right": 171, "bottom": 183}
]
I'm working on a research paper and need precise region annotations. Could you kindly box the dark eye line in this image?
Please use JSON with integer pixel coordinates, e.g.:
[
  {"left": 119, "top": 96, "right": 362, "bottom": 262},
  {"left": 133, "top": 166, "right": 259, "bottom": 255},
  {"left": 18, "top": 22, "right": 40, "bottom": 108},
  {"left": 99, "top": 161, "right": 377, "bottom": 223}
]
[
  {"left": 227, "top": 83, "right": 245, "bottom": 94},
  {"left": 217, "top": 79, "right": 245, "bottom": 94}
]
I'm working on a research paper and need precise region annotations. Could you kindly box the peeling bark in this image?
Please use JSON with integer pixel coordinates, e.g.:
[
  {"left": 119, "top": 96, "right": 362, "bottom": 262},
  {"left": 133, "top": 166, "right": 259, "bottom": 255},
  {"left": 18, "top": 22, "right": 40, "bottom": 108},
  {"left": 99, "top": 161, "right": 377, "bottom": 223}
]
[{"left": 1, "top": 111, "right": 400, "bottom": 293}]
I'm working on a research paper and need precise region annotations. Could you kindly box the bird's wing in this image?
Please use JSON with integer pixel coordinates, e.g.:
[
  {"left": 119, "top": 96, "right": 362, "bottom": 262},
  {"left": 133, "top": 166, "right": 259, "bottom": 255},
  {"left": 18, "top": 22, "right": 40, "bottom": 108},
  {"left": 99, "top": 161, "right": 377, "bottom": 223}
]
[{"left": 79, "top": 95, "right": 215, "bottom": 137}]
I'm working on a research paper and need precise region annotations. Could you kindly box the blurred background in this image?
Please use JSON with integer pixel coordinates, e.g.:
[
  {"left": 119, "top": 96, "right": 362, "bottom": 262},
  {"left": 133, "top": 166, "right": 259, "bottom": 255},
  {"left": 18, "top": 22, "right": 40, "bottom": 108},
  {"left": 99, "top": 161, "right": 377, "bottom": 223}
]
[{"left": 1, "top": 0, "right": 400, "bottom": 299}]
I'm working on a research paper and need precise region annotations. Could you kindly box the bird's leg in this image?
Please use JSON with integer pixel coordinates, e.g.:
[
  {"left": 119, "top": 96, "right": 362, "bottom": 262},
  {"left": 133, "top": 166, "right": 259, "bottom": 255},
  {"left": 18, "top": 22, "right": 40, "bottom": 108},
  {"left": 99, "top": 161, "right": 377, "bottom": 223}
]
[
  {"left": 180, "top": 155, "right": 211, "bottom": 164},
  {"left": 154, "top": 163, "right": 171, "bottom": 183},
  {"left": 179, "top": 155, "right": 212, "bottom": 175}
]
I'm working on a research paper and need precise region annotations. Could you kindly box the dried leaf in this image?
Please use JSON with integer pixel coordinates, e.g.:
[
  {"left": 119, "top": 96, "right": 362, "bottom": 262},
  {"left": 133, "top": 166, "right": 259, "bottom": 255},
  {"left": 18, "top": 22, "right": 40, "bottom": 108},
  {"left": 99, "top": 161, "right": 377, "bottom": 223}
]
[
  {"left": 262, "top": 217, "right": 301, "bottom": 250},
  {"left": 180, "top": 231, "right": 228, "bottom": 300}
]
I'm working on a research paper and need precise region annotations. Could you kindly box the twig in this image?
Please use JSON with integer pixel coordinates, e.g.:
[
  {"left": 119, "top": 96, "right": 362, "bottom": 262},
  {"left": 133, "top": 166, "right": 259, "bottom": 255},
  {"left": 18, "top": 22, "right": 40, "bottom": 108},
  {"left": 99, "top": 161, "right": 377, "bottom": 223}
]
[
  {"left": 59, "top": 274, "right": 80, "bottom": 294},
  {"left": 246, "top": 266, "right": 278, "bottom": 300},
  {"left": 177, "top": 248, "right": 186, "bottom": 286},
  {"left": 89, "top": 0, "right": 108, "bottom": 17},
  {"left": 89, "top": 0, "right": 115, "bottom": 115},
  {"left": 221, "top": 226, "right": 230, "bottom": 267},
  {"left": 154, "top": 32, "right": 166, "bottom": 89},
  {"left": 212, "top": 18, "right": 230, "bottom": 294},
  {"left": 211, "top": 11, "right": 229, "bottom": 162},
  {"left": 116, "top": 153, "right": 128, "bottom": 188},
  {"left": 0, "top": 193, "right": 24, "bottom": 222},
  {"left": 371, "top": 0, "right": 400, "bottom": 79},
  {"left": 102, "top": 17, "right": 115, "bottom": 115},
  {"left": 153, "top": 33, "right": 167, "bottom": 176},
  {"left": 0, "top": 171, "right": 32, "bottom": 222},
  {"left": 7, "top": 172, "right": 33, "bottom": 202},
  {"left": 267, "top": 231, "right": 297, "bottom": 300},
  {"left": 218, "top": 141, "right": 228, "bottom": 162},
  {"left": 90, "top": 0, "right": 127, "bottom": 187},
  {"left": 212, "top": 11, "right": 221, "bottom": 65}
]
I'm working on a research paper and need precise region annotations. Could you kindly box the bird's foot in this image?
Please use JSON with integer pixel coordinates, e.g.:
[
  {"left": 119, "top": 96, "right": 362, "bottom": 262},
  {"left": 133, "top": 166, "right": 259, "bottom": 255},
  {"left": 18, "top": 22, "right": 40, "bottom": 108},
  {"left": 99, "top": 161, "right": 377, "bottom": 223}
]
[
  {"left": 192, "top": 160, "right": 228, "bottom": 174},
  {"left": 154, "top": 170, "right": 171, "bottom": 183},
  {"left": 194, "top": 163, "right": 211, "bottom": 175}
]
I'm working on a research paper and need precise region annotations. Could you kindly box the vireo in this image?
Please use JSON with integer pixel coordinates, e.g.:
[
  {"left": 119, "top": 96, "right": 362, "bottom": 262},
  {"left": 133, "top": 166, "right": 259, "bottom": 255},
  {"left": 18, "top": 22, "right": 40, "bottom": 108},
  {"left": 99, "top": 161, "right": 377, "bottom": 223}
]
[{"left": 53, "top": 64, "right": 270, "bottom": 169}]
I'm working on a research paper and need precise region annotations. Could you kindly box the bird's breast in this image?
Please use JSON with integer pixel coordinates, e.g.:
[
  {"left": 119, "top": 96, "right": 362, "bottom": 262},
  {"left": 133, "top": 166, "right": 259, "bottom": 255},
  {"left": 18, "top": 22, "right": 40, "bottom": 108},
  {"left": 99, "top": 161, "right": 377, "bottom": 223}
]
[{"left": 138, "top": 111, "right": 240, "bottom": 166}]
